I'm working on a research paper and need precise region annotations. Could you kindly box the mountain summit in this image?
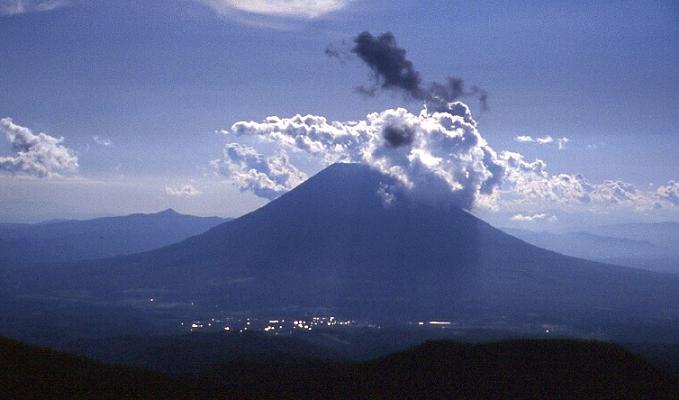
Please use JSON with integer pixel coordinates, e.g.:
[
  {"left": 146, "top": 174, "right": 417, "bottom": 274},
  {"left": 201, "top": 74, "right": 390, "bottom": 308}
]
[
  {"left": 22, "top": 164, "right": 679, "bottom": 326},
  {"left": 156, "top": 208, "right": 180, "bottom": 216}
]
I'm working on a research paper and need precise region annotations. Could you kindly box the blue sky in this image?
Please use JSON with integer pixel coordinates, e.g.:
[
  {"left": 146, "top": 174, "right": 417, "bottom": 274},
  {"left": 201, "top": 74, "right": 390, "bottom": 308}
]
[{"left": 1, "top": 0, "right": 677, "bottom": 227}]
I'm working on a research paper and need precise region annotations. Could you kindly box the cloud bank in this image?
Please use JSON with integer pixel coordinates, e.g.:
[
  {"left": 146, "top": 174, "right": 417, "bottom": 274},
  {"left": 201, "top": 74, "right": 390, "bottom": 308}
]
[
  {"left": 0, "top": 117, "right": 78, "bottom": 177},
  {"left": 217, "top": 102, "right": 678, "bottom": 215},
  {"left": 498, "top": 150, "right": 665, "bottom": 210},
  {"left": 200, "top": 0, "right": 348, "bottom": 18},
  {"left": 0, "top": 0, "right": 68, "bottom": 16},
  {"left": 222, "top": 102, "right": 503, "bottom": 209}
]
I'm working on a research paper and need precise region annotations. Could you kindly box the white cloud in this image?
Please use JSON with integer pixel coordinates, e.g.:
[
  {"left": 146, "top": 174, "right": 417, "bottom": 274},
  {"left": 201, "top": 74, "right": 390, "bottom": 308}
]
[
  {"left": 499, "top": 151, "right": 660, "bottom": 211},
  {"left": 514, "top": 135, "right": 569, "bottom": 150},
  {"left": 657, "top": 180, "right": 679, "bottom": 206},
  {"left": 0, "top": 0, "right": 69, "bottom": 16},
  {"left": 590, "top": 180, "right": 642, "bottom": 205},
  {"left": 165, "top": 184, "right": 202, "bottom": 197},
  {"left": 0, "top": 117, "right": 78, "bottom": 177},
  {"left": 212, "top": 142, "right": 308, "bottom": 199},
  {"left": 557, "top": 137, "right": 569, "bottom": 150},
  {"left": 514, "top": 135, "right": 534, "bottom": 143},
  {"left": 200, "top": 0, "right": 348, "bottom": 18},
  {"left": 92, "top": 135, "right": 112, "bottom": 147},
  {"left": 511, "top": 213, "right": 557, "bottom": 222},
  {"left": 227, "top": 102, "right": 505, "bottom": 209},
  {"left": 219, "top": 102, "right": 676, "bottom": 214}
]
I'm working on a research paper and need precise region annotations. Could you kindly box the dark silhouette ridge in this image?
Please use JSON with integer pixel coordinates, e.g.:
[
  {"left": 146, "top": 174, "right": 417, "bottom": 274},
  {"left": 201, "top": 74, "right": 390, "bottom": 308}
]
[
  {"left": 0, "top": 336, "right": 211, "bottom": 399},
  {"left": 3, "top": 335, "right": 678, "bottom": 400}
]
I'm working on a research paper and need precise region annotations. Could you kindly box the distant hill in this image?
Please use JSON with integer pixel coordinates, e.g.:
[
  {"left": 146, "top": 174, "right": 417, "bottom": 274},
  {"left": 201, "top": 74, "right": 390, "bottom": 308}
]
[
  {"left": 18, "top": 163, "right": 679, "bottom": 335},
  {"left": 0, "top": 209, "right": 229, "bottom": 267},
  {"left": 4, "top": 335, "right": 677, "bottom": 399},
  {"left": 584, "top": 221, "right": 679, "bottom": 250},
  {"left": 504, "top": 228, "right": 678, "bottom": 273}
]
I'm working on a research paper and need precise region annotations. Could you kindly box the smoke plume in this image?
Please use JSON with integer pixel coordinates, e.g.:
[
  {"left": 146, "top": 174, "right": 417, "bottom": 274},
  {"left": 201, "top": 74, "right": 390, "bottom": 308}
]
[{"left": 329, "top": 31, "right": 488, "bottom": 112}]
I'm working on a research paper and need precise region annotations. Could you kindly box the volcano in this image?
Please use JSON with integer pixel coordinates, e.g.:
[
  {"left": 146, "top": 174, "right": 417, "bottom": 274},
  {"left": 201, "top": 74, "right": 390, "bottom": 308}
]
[{"left": 21, "top": 163, "right": 679, "bottom": 324}]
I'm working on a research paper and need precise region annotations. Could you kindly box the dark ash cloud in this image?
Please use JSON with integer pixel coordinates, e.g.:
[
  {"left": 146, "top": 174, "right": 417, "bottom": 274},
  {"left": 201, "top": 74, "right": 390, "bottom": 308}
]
[
  {"left": 382, "top": 124, "right": 415, "bottom": 148},
  {"left": 324, "top": 40, "right": 352, "bottom": 64},
  {"left": 330, "top": 31, "right": 488, "bottom": 112},
  {"left": 324, "top": 46, "right": 341, "bottom": 58},
  {"left": 478, "top": 89, "right": 489, "bottom": 112},
  {"left": 352, "top": 31, "right": 423, "bottom": 99}
]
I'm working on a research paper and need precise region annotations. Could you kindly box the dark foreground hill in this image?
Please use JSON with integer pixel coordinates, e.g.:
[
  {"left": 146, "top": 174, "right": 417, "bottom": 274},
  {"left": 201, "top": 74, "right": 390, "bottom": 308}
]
[
  {"left": 4, "top": 336, "right": 677, "bottom": 400},
  {"left": 217, "top": 340, "right": 679, "bottom": 400},
  {"left": 0, "top": 336, "right": 210, "bottom": 400},
  {"left": 15, "top": 163, "right": 679, "bottom": 332},
  {"left": 0, "top": 209, "right": 227, "bottom": 266}
]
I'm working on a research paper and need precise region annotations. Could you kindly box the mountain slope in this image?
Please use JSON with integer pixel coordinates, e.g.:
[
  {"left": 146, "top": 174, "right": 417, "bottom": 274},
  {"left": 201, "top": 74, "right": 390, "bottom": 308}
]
[
  {"left": 0, "top": 209, "right": 228, "bottom": 266},
  {"left": 19, "top": 164, "right": 679, "bottom": 326}
]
